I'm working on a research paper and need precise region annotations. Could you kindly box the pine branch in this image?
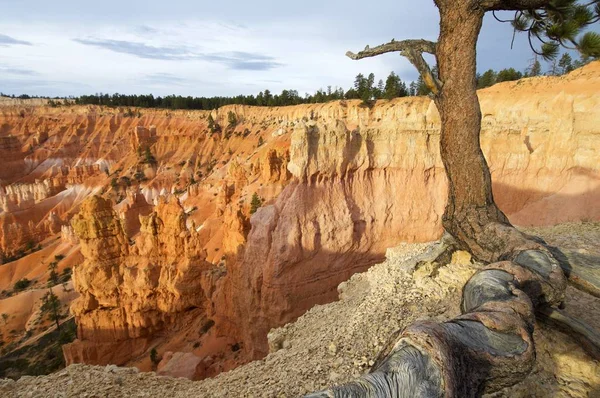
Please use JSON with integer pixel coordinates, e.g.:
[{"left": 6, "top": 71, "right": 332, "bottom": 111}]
[
  {"left": 346, "top": 39, "right": 441, "bottom": 96},
  {"left": 480, "top": 0, "right": 553, "bottom": 11}
]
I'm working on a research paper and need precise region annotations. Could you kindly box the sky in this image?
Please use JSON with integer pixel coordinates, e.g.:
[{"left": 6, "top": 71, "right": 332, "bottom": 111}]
[{"left": 0, "top": 0, "right": 564, "bottom": 98}]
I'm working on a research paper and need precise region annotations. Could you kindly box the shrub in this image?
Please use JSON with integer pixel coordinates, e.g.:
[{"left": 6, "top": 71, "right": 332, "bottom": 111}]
[
  {"left": 150, "top": 348, "right": 159, "bottom": 366},
  {"left": 227, "top": 111, "right": 237, "bottom": 127},
  {"left": 200, "top": 319, "right": 215, "bottom": 334},
  {"left": 13, "top": 278, "right": 31, "bottom": 292},
  {"left": 250, "top": 193, "right": 263, "bottom": 215}
]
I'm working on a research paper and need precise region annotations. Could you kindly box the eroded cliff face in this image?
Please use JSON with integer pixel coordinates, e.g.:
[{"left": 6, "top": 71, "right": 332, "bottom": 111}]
[
  {"left": 64, "top": 195, "right": 218, "bottom": 366},
  {"left": 220, "top": 65, "right": 600, "bottom": 357},
  {"left": 1, "top": 63, "right": 599, "bottom": 377}
]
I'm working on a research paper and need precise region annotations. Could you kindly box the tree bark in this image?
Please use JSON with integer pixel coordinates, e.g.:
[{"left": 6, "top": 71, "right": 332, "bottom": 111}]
[
  {"left": 313, "top": 1, "right": 600, "bottom": 397},
  {"left": 434, "top": 0, "right": 516, "bottom": 262}
]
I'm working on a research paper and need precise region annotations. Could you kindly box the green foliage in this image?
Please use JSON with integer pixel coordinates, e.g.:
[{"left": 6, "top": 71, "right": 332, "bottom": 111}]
[
  {"left": 200, "top": 319, "right": 215, "bottom": 334},
  {"left": 558, "top": 53, "right": 574, "bottom": 74},
  {"left": 1, "top": 242, "right": 42, "bottom": 265},
  {"left": 528, "top": 58, "right": 542, "bottom": 77},
  {"left": 383, "top": 72, "right": 408, "bottom": 100},
  {"left": 496, "top": 68, "right": 523, "bottom": 82},
  {"left": 477, "top": 69, "right": 497, "bottom": 88},
  {"left": 578, "top": 31, "right": 600, "bottom": 58},
  {"left": 207, "top": 114, "right": 220, "bottom": 133},
  {"left": 143, "top": 147, "right": 157, "bottom": 165},
  {"left": 509, "top": 1, "right": 600, "bottom": 61},
  {"left": 353, "top": 73, "right": 376, "bottom": 104},
  {"left": 47, "top": 271, "right": 59, "bottom": 287},
  {"left": 0, "top": 318, "right": 76, "bottom": 379},
  {"left": 13, "top": 278, "right": 31, "bottom": 292},
  {"left": 134, "top": 171, "right": 146, "bottom": 182},
  {"left": 40, "top": 290, "right": 62, "bottom": 330},
  {"left": 250, "top": 193, "right": 263, "bottom": 215},
  {"left": 150, "top": 348, "right": 159, "bottom": 366},
  {"left": 54, "top": 254, "right": 65, "bottom": 261},
  {"left": 227, "top": 111, "right": 237, "bottom": 127},
  {"left": 1, "top": 313, "right": 8, "bottom": 325}
]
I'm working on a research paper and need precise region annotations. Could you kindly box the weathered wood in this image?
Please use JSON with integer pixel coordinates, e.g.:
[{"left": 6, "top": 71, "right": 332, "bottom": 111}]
[
  {"left": 550, "top": 248, "right": 600, "bottom": 298},
  {"left": 538, "top": 305, "right": 600, "bottom": 360},
  {"left": 308, "top": 249, "right": 565, "bottom": 397},
  {"left": 346, "top": 39, "right": 441, "bottom": 96}
]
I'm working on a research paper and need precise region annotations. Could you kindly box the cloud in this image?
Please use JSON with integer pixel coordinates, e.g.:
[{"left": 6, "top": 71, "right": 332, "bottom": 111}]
[
  {"left": 0, "top": 33, "right": 32, "bottom": 46},
  {"left": 0, "top": 77, "right": 92, "bottom": 97},
  {"left": 73, "top": 38, "right": 196, "bottom": 60},
  {"left": 139, "top": 73, "right": 188, "bottom": 86},
  {"left": 0, "top": 65, "right": 38, "bottom": 76},
  {"left": 136, "top": 25, "right": 159, "bottom": 35},
  {"left": 73, "top": 37, "right": 281, "bottom": 70},
  {"left": 203, "top": 51, "right": 282, "bottom": 70}
]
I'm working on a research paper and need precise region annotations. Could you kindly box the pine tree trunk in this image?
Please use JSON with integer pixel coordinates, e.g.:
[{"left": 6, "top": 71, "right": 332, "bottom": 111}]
[{"left": 434, "top": 0, "right": 521, "bottom": 262}]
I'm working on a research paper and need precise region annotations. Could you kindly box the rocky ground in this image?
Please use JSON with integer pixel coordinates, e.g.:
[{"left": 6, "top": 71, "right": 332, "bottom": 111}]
[{"left": 1, "top": 223, "right": 599, "bottom": 397}]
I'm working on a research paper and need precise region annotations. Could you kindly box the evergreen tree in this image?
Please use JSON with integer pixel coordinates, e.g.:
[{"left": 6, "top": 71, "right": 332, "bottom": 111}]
[
  {"left": 408, "top": 81, "right": 417, "bottom": 96},
  {"left": 227, "top": 111, "right": 237, "bottom": 127},
  {"left": 529, "top": 57, "right": 542, "bottom": 76},
  {"left": 48, "top": 261, "right": 59, "bottom": 287},
  {"left": 558, "top": 53, "right": 574, "bottom": 75},
  {"left": 375, "top": 79, "right": 385, "bottom": 99},
  {"left": 416, "top": 75, "right": 431, "bottom": 96},
  {"left": 250, "top": 193, "right": 263, "bottom": 215},
  {"left": 496, "top": 68, "right": 523, "bottom": 83},
  {"left": 477, "top": 69, "right": 497, "bottom": 88},
  {"left": 41, "top": 290, "right": 62, "bottom": 331},
  {"left": 263, "top": 89, "right": 273, "bottom": 106},
  {"left": 384, "top": 72, "right": 406, "bottom": 99}
]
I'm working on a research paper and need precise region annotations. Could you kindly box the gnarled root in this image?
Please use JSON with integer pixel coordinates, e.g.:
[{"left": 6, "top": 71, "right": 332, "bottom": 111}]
[{"left": 307, "top": 231, "right": 568, "bottom": 397}]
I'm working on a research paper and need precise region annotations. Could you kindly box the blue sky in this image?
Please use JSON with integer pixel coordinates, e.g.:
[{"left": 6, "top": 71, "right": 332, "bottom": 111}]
[{"left": 0, "top": 0, "right": 563, "bottom": 97}]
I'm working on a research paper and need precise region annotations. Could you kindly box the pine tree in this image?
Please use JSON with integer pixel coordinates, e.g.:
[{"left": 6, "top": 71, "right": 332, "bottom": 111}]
[
  {"left": 227, "top": 111, "right": 237, "bottom": 127},
  {"left": 496, "top": 68, "right": 523, "bottom": 83},
  {"left": 477, "top": 69, "right": 497, "bottom": 88},
  {"left": 416, "top": 75, "right": 430, "bottom": 96},
  {"left": 558, "top": 53, "right": 574, "bottom": 75},
  {"left": 408, "top": 81, "right": 417, "bottom": 96},
  {"left": 250, "top": 193, "right": 263, "bottom": 215},
  {"left": 384, "top": 72, "right": 402, "bottom": 100},
  {"left": 529, "top": 57, "right": 542, "bottom": 76},
  {"left": 41, "top": 290, "right": 62, "bottom": 331},
  {"left": 375, "top": 79, "right": 385, "bottom": 99}
]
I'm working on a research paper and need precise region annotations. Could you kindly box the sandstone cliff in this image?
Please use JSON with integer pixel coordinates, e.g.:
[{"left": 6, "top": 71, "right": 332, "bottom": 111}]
[{"left": 0, "top": 63, "right": 599, "bottom": 378}]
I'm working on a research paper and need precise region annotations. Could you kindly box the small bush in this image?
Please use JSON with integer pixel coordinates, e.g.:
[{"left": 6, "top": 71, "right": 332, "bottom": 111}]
[
  {"left": 227, "top": 111, "right": 237, "bottom": 127},
  {"left": 150, "top": 348, "right": 160, "bottom": 366},
  {"left": 13, "top": 279, "right": 31, "bottom": 292},
  {"left": 200, "top": 319, "right": 215, "bottom": 334},
  {"left": 250, "top": 193, "right": 263, "bottom": 215}
]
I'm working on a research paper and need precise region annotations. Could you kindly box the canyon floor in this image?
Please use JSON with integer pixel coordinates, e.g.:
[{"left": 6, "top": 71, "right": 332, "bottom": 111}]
[{"left": 1, "top": 222, "right": 599, "bottom": 397}]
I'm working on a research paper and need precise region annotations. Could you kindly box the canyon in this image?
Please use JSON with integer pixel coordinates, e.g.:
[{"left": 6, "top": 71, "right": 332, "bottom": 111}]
[{"left": 0, "top": 62, "right": 599, "bottom": 381}]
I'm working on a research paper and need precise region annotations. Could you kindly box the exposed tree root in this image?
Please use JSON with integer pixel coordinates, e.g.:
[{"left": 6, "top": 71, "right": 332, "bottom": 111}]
[
  {"left": 537, "top": 305, "right": 600, "bottom": 361},
  {"left": 307, "top": 227, "right": 572, "bottom": 397}
]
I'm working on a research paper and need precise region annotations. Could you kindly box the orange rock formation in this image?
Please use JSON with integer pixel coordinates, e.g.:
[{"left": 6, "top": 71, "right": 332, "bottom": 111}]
[{"left": 0, "top": 63, "right": 599, "bottom": 378}]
